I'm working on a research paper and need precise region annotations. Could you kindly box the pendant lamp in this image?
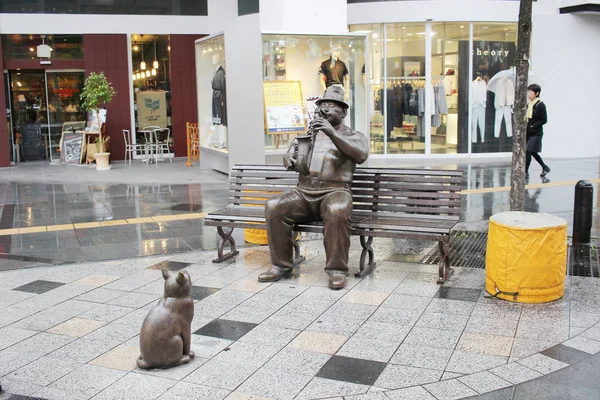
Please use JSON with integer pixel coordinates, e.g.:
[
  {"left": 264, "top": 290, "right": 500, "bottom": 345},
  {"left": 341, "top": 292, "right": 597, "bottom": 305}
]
[{"left": 153, "top": 38, "right": 159, "bottom": 70}]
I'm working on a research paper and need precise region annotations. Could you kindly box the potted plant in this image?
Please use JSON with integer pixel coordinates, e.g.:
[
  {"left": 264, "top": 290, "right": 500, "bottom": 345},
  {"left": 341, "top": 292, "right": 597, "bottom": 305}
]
[{"left": 80, "top": 72, "right": 116, "bottom": 170}]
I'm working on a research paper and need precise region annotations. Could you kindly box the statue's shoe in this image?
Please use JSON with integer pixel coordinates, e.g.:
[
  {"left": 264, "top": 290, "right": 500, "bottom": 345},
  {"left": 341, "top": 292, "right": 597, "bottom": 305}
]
[
  {"left": 328, "top": 271, "right": 347, "bottom": 290},
  {"left": 258, "top": 267, "right": 292, "bottom": 282}
]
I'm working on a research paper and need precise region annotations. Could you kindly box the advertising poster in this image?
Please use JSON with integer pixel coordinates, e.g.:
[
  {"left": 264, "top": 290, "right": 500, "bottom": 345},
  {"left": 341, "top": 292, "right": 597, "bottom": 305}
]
[
  {"left": 457, "top": 40, "right": 516, "bottom": 153},
  {"left": 137, "top": 91, "right": 167, "bottom": 128},
  {"left": 263, "top": 81, "right": 306, "bottom": 134},
  {"left": 61, "top": 132, "right": 84, "bottom": 164}
]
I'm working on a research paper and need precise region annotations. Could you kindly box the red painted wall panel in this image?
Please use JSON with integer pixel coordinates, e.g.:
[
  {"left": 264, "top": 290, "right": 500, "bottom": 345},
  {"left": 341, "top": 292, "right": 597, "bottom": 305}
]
[
  {"left": 83, "top": 34, "right": 131, "bottom": 161},
  {"left": 169, "top": 34, "right": 205, "bottom": 157}
]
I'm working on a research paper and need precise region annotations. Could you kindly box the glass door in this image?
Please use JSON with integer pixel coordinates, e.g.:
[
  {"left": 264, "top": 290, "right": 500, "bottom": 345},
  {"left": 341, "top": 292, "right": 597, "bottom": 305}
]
[
  {"left": 9, "top": 70, "right": 47, "bottom": 162},
  {"left": 4, "top": 71, "right": 15, "bottom": 163},
  {"left": 45, "top": 71, "right": 85, "bottom": 163}
]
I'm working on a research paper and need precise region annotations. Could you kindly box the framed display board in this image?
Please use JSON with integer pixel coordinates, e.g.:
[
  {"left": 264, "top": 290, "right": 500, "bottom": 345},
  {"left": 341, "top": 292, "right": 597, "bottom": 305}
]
[
  {"left": 263, "top": 81, "right": 306, "bottom": 134},
  {"left": 61, "top": 131, "right": 85, "bottom": 164}
]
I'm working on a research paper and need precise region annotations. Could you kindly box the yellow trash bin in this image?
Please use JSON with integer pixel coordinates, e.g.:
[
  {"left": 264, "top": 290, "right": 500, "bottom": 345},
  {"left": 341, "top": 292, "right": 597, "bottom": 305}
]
[
  {"left": 242, "top": 191, "right": 271, "bottom": 245},
  {"left": 485, "top": 211, "right": 568, "bottom": 303}
]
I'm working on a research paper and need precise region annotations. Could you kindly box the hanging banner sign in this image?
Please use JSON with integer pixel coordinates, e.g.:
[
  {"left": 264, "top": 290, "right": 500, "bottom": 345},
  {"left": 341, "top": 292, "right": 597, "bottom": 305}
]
[
  {"left": 137, "top": 91, "right": 167, "bottom": 128},
  {"left": 263, "top": 81, "right": 306, "bottom": 134}
]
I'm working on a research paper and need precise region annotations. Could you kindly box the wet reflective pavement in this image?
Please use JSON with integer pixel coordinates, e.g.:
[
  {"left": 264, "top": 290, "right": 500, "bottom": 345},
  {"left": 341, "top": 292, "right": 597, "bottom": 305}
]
[{"left": 1, "top": 158, "right": 599, "bottom": 271}]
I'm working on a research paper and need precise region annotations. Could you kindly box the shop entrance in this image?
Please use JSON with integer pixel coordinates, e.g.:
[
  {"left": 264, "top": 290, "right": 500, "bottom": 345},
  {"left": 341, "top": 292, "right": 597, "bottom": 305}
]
[{"left": 6, "top": 70, "right": 85, "bottom": 163}]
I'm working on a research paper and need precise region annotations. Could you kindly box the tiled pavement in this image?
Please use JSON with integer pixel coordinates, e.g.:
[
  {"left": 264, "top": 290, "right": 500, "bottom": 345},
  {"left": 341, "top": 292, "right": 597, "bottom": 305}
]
[
  {"left": 0, "top": 240, "right": 599, "bottom": 400},
  {"left": 1, "top": 157, "right": 600, "bottom": 399}
]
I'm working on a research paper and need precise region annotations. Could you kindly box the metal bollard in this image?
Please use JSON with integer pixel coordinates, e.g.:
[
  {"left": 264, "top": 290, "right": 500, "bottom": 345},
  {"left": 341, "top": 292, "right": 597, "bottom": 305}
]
[{"left": 573, "top": 180, "right": 594, "bottom": 245}]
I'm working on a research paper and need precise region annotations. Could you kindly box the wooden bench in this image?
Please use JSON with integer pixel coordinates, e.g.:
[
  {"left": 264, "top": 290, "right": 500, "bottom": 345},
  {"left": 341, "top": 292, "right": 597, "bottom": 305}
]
[{"left": 204, "top": 164, "right": 464, "bottom": 284}]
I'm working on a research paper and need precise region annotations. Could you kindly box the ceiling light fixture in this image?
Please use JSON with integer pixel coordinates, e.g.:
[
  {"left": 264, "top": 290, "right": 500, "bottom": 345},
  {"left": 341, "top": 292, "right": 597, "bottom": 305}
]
[
  {"left": 140, "top": 35, "right": 146, "bottom": 70},
  {"left": 153, "top": 37, "right": 159, "bottom": 69}
]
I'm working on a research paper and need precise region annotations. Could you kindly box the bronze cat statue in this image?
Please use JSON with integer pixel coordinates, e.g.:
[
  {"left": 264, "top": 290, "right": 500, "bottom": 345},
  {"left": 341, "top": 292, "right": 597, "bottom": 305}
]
[{"left": 137, "top": 269, "right": 195, "bottom": 369}]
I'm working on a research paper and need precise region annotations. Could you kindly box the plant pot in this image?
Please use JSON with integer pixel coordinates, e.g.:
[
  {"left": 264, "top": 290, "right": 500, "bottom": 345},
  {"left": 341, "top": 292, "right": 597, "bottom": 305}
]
[{"left": 95, "top": 152, "right": 111, "bottom": 171}]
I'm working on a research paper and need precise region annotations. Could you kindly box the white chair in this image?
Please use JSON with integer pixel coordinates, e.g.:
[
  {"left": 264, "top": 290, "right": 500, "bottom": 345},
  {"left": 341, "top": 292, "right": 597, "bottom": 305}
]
[
  {"left": 154, "top": 128, "right": 172, "bottom": 164},
  {"left": 122, "top": 129, "right": 146, "bottom": 166}
]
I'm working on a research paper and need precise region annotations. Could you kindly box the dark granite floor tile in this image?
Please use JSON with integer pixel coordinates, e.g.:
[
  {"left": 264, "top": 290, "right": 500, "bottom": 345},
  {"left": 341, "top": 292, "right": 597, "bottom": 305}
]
[
  {"left": 81, "top": 243, "right": 139, "bottom": 261},
  {"left": 148, "top": 260, "right": 193, "bottom": 271},
  {"left": 316, "top": 355, "right": 386, "bottom": 386},
  {"left": 3, "top": 394, "right": 48, "bottom": 400},
  {"left": 77, "top": 233, "right": 130, "bottom": 246},
  {"left": 11, "top": 238, "right": 81, "bottom": 253},
  {"left": 169, "top": 203, "right": 203, "bottom": 212},
  {"left": 12, "top": 217, "right": 72, "bottom": 228},
  {"left": 138, "top": 238, "right": 193, "bottom": 256},
  {"left": 436, "top": 286, "right": 482, "bottom": 302},
  {"left": 541, "top": 344, "right": 591, "bottom": 365},
  {"left": 513, "top": 380, "right": 600, "bottom": 399},
  {"left": 12, "top": 280, "right": 65, "bottom": 294},
  {"left": 190, "top": 285, "right": 220, "bottom": 301},
  {"left": 181, "top": 236, "right": 209, "bottom": 251},
  {"left": 124, "top": 229, "right": 179, "bottom": 241},
  {"left": 0, "top": 257, "right": 45, "bottom": 271},
  {"left": 464, "top": 387, "right": 515, "bottom": 400},
  {"left": 170, "top": 226, "right": 206, "bottom": 238},
  {"left": 193, "top": 318, "right": 257, "bottom": 341},
  {"left": 69, "top": 215, "right": 105, "bottom": 224}
]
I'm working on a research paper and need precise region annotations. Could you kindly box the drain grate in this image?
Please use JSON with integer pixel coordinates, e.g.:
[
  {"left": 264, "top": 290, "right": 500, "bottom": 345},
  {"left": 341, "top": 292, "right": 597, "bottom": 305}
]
[
  {"left": 420, "top": 230, "right": 600, "bottom": 278},
  {"left": 421, "top": 230, "right": 488, "bottom": 269}
]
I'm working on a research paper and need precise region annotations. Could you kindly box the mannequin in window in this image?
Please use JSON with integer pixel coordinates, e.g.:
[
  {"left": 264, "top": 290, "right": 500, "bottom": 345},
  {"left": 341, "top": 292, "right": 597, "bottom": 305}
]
[
  {"left": 319, "top": 46, "right": 349, "bottom": 100},
  {"left": 211, "top": 53, "right": 227, "bottom": 148},
  {"left": 471, "top": 73, "right": 487, "bottom": 143},
  {"left": 493, "top": 76, "right": 514, "bottom": 138}
]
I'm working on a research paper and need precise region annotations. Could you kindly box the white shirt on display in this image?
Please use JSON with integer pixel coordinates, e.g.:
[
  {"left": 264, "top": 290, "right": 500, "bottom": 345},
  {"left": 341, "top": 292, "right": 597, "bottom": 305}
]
[{"left": 471, "top": 79, "right": 487, "bottom": 107}]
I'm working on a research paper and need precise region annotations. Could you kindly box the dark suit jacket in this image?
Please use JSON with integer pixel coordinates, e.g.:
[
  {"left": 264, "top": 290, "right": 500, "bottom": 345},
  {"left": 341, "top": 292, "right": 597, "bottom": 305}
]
[{"left": 527, "top": 101, "right": 547, "bottom": 137}]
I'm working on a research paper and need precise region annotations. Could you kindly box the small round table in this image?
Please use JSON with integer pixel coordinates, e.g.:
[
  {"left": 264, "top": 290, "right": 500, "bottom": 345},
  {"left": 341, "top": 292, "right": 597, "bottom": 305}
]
[{"left": 485, "top": 211, "right": 568, "bottom": 303}]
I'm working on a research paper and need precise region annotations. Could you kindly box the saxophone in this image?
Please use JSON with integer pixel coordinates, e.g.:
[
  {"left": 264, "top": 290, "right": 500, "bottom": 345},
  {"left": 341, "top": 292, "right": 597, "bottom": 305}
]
[{"left": 289, "top": 107, "right": 320, "bottom": 175}]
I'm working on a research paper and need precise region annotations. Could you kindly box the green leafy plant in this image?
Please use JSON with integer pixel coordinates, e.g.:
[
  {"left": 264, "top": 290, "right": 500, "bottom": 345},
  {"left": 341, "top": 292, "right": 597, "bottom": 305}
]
[{"left": 80, "top": 72, "right": 116, "bottom": 152}]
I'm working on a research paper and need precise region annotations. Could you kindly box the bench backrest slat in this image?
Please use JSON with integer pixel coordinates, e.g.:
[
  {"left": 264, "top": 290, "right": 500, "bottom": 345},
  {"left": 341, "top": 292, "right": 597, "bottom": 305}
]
[{"left": 229, "top": 165, "right": 464, "bottom": 217}]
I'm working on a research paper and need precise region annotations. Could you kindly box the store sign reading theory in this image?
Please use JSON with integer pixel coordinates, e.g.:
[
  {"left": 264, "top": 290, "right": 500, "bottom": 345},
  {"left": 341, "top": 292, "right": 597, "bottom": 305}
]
[{"left": 263, "top": 81, "right": 306, "bottom": 134}]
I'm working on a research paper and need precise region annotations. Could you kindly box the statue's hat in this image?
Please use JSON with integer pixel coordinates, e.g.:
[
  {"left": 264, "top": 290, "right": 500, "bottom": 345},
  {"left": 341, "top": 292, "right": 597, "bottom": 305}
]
[{"left": 316, "top": 86, "right": 349, "bottom": 109}]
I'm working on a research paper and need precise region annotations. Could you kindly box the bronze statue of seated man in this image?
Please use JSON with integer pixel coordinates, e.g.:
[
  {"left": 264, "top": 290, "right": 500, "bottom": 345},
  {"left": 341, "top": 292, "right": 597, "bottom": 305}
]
[{"left": 258, "top": 86, "right": 369, "bottom": 290}]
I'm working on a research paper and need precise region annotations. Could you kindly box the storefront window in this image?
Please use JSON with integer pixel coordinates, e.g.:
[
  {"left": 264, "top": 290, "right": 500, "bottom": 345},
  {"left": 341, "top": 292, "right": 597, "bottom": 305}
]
[
  {"left": 348, "top": 21, "right": 518, "bottom": 157},
  {"left": 351, "top": 24, "right": 384, "bottom": 155},
  {"left": 384, "top": 23, "right": 426, "bottom": 155},
  {"left": 195, "top": 35, "right": 227, "bottom": 152},
  {"left": 2, "top": 34, "right": 83, "bottom": 60},
  {"left": 469, "top": 23, "right": 518, "bottom": 153},
  {"left": 131, "top": 34, "right": 172, "bottom": 152},
  {"left": 261, "top": 33, "right": 367, "bottom": 153},
  {"left": 432, "top": 23, "right": 470, "bottom": 154}
]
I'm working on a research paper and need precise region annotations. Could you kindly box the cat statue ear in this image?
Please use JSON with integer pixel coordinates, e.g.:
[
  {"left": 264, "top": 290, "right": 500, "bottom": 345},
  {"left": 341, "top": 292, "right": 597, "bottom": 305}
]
[
  {"left": 162, "top": 269, "right": 170, "bottom": 280},
  {"left": 176, "top": 271, "right": 186, "bottom": 286}
]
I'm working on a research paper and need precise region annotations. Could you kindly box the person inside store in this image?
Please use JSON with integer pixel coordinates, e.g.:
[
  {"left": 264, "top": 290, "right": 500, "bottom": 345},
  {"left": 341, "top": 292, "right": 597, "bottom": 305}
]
[
  {"left": 525, "top": 83, "right": 550, "bottom": 179},
  {"left": 258, "top": 86, "right": 369, "bottom": 290}
]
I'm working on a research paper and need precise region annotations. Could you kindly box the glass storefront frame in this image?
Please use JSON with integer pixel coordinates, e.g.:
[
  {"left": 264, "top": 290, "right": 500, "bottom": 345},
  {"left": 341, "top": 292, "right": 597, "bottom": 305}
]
[
  {"left": 5, "top": 68, "right": 86, "bottom": 164},
  {"left": 350, "top": 21, "right": 518, "bottom": 158},
  {"left": 260, "top": 32, "right": 369, "bottom": 155}
]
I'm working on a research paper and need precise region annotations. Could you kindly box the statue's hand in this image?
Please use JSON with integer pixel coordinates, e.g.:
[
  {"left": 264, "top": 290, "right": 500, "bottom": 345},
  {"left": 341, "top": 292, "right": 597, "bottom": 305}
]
[
  {"left": 284, "top": 156, "right": 297, "bottom": 171},
  {"left": 311, "top": 117, "right": 336, "bottom": 138}
]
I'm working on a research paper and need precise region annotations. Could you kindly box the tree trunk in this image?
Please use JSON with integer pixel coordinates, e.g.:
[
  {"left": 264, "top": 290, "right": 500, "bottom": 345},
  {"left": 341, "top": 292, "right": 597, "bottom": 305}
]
[{"left": 510, "top": 0, "right": 533, "bottom": 211}]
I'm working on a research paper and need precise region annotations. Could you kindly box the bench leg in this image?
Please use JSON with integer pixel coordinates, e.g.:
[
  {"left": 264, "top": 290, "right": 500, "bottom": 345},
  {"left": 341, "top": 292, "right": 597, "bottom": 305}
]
[
  {"left": 437, "top": 240, "right": 453, "bottom": 284},
  {"left": 213, "top": 226, "right": 240, "bottom": 263},
  {"left": 293, "top": 232, "right": 305, "bottom": 266},
  {"left": 355, "top": 235, "right": 377, "bottom": 278}
]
